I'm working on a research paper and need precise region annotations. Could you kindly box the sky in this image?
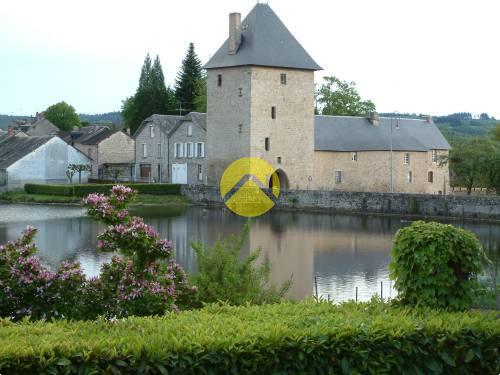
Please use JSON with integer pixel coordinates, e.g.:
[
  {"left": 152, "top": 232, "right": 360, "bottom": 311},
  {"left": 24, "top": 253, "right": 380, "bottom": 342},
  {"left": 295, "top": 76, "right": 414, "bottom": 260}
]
[{"left": 0, "top": 0, "right": 499, "bottom": 118}]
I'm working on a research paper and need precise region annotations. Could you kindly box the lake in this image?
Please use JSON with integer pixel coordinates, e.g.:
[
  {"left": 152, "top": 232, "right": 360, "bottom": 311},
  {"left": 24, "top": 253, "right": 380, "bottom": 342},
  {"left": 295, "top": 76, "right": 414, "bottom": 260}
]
[{"left": 0, "top": 203, "right": 498, "bottom": 302}]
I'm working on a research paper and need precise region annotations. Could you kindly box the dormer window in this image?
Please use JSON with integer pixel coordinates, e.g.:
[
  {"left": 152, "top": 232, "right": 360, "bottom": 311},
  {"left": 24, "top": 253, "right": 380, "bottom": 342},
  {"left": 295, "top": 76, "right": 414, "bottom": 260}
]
[
  {"left": 280, "top": 73, "right": 287, "bottom": 85},
  {"left": 217, "top": 74, "right": 222, "bottom": 87},
  {"left": 187, "top": 124, "right": 192, "bottom": 137},
  {"left": 149, "top": 125, "right": 154, "bottom": 138}
]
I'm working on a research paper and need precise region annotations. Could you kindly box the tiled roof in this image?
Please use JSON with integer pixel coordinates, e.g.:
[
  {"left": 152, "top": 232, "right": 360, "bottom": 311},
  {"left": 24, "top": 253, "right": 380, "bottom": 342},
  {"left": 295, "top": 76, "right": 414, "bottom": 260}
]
[{"left": 133, "top": 115, "right": 184, "bottom": 138}]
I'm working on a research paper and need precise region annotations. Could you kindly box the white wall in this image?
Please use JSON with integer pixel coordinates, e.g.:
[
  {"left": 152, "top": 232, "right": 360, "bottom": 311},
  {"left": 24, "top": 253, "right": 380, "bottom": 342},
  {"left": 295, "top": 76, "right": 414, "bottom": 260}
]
[{"left": 7, "top": 137, "right": 92, "bottom": 191}]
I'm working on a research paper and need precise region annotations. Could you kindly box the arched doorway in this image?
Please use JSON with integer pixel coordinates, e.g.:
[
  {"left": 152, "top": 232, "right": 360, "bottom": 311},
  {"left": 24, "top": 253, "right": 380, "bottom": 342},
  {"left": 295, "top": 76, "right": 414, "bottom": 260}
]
[{"left": 269, "top": 169, "right": 290, "bottom": 191}]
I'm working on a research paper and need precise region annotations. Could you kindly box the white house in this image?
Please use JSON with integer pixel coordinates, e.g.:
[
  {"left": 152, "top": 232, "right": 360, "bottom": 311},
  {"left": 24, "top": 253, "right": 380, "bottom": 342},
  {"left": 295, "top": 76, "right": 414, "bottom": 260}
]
[{"left": 0, "top": 135, "right": 92, "bottom": 192}]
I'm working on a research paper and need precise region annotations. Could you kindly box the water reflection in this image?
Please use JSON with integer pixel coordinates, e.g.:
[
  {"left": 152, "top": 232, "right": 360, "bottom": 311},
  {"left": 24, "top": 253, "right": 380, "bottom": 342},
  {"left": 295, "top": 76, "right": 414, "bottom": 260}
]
[{"left": 0, "top": 203, "right": 498, "bottom": 302}]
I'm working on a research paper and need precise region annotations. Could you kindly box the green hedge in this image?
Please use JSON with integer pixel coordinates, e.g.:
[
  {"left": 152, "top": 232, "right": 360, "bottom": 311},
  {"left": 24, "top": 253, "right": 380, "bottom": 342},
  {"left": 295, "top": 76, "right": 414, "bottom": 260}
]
[
  {"left": 0, "top": 301, "right": 498, "bottom": 373},
  {"left": 24, "top": 184, "right": 74, "bottom": 196},
  {"left": 24, "top": 183, "right": 181, "bottom": 197}
]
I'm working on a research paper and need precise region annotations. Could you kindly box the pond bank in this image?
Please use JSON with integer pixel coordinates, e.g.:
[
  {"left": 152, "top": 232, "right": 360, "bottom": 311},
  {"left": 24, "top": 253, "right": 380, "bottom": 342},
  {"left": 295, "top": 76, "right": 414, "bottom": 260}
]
[
  {"left": 182, "top": 185, "right": 500, "bottom": 223},
  {"left": 0, "top": 192, "right": 192, "bottom": 207}
]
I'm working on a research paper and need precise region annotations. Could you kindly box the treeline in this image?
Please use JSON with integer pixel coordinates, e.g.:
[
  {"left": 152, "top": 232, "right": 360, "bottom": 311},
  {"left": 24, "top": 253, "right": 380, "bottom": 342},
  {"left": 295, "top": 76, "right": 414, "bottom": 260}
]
[{"left": 79, "top": 112, "right": 123, "bottom": 125}]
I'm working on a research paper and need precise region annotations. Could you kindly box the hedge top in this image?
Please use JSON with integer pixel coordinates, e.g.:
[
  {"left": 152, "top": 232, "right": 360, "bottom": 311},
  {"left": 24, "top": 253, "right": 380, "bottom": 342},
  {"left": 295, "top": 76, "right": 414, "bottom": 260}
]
[
  {"left": 0, "top": 301, "right": 498, "bottom": 360},
  {"left": 24, "top": 183, "right": 181, "bottom": 196}
]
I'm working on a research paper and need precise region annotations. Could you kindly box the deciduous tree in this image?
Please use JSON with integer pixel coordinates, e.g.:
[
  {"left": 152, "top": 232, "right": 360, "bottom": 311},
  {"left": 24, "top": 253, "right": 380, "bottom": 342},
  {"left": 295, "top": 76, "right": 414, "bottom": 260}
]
[
  {"left": 44, "top": 102, "right": 80, "bottom": 131},
  {"left": 316, "top": 76, "right": 376, "bottom": 116}
]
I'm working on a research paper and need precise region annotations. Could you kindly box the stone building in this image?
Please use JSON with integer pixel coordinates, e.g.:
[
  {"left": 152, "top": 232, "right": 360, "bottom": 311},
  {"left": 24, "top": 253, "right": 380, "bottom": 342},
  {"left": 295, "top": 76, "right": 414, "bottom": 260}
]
[
  {"left": 202, "top": 3, "right": 450, "bottom": 194},
  {"left": 73, "top": 126, "right": 135, "bottom": 180},
  {"left": 133, "top": 113, "right": 206, "bottom": 184}
]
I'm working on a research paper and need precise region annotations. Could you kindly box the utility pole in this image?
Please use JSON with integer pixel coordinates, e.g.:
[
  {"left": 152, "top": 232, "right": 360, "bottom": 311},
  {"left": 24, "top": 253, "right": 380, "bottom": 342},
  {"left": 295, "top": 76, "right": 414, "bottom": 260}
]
[
  {"left": 178, "top": 103, "right": 183, "bottom": 116},
  {"left": 390, "top": 117, "right": 393, "bottom": 193}
]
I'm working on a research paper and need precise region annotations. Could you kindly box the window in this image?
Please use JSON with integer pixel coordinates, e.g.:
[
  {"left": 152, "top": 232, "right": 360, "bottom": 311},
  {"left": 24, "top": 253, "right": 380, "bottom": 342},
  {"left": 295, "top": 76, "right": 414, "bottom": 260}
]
[
  {"left": 428, "top": 171, "right": 434, "bottom": 183},
  {"left": 238, "top": 124, "right": 243, "bottom": 134},
  {"left": 196, "top": 142, "right": 205, "bottom": 158},
  {"left": 280, "top": 73, "right": 287, "bottom": 85},
  {"left": 238, "top": 88, "right": 243, "bottom": 97},
  {"left": 351, "top": 152, "right": 358, "bottom": 162},
  {"left": 157, "top": 143, "right": 161, "bottom": 158},
  {"left": 335, "top": 170, "right": 342, "bottom": 184},
  {"left": 404, "top": 152, "right": 410, "bottom": 165},
  {"left": 187, "top": 142, "right": 194, "bottom": 158},
  {"left": 432, "top": 150, "right": 438, "bottom": 163},
  {"left": 198, "top": 164, "right": 203, "bottom": 181},
  {"left": 142, "top": 143, "right": 147, "bottom": 158},
  {"left": 407, "top": 171, "right": 413, "bottom": 183},
  {"left": 277, "top": 156, "right": 282, "bottom": 164},
  {"left": 265, "top": 137, "right": 270, "bottom": 151},
  {"left": 271, "top": 106, "right": 276, "bottom": 119},
  {"left": 187, "top": 124, "right": 192, "bottom": 137},
  {"left": 217, "top": 74, "right": 222, "bottom": 87},
  {"left": 174, "top": 142, "right": 184, "bottom": 158},
  {"left": 149, "top": 125, "right": 154, "bottom": 138}
]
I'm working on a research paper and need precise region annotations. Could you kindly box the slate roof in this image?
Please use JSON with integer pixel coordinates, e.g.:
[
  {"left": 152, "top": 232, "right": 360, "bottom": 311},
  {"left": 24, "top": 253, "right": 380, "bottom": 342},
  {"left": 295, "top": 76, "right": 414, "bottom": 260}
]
[
  {"left": 72, "top": 125, "right": 112, "bottom": 145},
  {"left": 314, "top": 116, "right": 451, "bottom": 152},
  {"left": 0, "top": 135, "right": 53, "bottom": 169},
  {"left": 203, "top": 3, "right": 322, "bottom": 71},
  {"left": 26, "top": 118, "right": 59, "bottom": 136},
  {"left": 133, "top": 114, "right": 184, "bottom": 138}
]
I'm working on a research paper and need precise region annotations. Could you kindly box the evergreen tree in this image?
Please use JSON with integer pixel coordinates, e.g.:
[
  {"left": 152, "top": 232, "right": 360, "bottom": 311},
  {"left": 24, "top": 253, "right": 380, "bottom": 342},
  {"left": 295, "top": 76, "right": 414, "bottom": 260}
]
[
  {"left": 175, "top": 43, "right": 202, "bottom": 113},
  {"left": 193, "top": 75, "right": 207, "bottom": 113},
  {"left": 122, "top": 54, "right": 176, "bottom": 134}
]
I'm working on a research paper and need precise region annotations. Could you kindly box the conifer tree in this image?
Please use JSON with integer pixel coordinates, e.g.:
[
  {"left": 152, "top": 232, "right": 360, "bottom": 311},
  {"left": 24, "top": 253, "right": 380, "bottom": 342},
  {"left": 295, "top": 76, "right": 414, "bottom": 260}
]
[
  {"left": 175, "top": 43, "right": 202, "bottom": 114},
  {"left": 122, "top": 54, "right": 175, "bottom": 134}
]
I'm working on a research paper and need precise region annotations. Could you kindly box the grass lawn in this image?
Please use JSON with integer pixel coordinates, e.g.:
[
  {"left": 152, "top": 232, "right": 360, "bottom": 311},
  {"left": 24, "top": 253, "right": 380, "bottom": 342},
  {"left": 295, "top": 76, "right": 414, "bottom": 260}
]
[{"left": 0, "top": 192, "right": 191, "bottom": 206}]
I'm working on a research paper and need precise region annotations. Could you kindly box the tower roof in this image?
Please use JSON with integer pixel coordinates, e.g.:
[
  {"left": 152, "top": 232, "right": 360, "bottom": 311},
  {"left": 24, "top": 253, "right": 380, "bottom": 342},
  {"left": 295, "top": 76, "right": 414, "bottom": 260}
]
[{"left": 203, "top": 3, "right": 322, "bottom": 71}]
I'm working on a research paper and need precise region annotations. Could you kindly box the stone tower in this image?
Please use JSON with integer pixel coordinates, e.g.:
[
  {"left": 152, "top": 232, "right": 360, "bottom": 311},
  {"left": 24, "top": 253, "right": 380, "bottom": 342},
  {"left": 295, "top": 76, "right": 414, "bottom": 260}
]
[{"left": 204, "top": 4, "right": 321, "bottom": 190}]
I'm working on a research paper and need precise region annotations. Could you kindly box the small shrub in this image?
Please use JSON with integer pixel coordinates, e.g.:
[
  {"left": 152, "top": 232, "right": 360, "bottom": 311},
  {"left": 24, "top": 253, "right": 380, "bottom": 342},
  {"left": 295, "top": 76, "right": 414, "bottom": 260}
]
[
  {"left": 390, "top": 221, "right": 487, "bottom": 310},
  {"left": 191, "top": 222, "right": 291, "bottom": 306}
]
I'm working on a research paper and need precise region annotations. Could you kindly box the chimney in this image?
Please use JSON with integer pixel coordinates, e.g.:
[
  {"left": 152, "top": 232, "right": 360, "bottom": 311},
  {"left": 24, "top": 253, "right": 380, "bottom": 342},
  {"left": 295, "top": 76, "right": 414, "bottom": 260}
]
[
  {"left": 7, "top": 127, "right": 13, "bottom": 137},
  {"left": 228, "top": 12, "right": 241, "bottom": 55},
  {"left": 368, "top": 112, "right": 379, "bottom": 126}
]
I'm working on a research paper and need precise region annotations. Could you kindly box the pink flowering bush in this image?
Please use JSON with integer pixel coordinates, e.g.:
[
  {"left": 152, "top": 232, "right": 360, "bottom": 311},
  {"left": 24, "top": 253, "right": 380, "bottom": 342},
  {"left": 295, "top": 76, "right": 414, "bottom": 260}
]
[
  {"left": 0, "top": 185, "right": 196, "bottom": 321},
  {"left": 83, "top": 185, "right": 196, "bottom": 315},
  {"left": 0, "top": 226, "right": 86, "bottom": 321}
]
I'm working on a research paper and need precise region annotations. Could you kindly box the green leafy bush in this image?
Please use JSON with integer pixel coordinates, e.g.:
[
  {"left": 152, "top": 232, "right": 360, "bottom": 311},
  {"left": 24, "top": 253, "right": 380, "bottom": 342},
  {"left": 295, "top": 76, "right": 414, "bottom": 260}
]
[
  {"left": 190, "top": 223, "right": 290, "bottom": 306},
  {"left": 0, "top": 301, "right": 498, "bottom": 373},
  {"left": 390, "top": 221, "right": 487, "bottom": 310},
  {"left": 23, "top": 183, "right": 181, "bottom": 197}
]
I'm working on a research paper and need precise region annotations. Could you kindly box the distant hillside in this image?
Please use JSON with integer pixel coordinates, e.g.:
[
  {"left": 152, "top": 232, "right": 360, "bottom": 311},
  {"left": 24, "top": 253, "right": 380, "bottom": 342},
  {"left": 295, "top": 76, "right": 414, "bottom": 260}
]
[
  {"left": 79, "top": 112, "right": 123, "bottom": 125},
  {"left": 380, "top": 112, "right": 499, "bottom": 142},
  {"left": 0, "top": 112, "right": 123, "bottom": 130}
]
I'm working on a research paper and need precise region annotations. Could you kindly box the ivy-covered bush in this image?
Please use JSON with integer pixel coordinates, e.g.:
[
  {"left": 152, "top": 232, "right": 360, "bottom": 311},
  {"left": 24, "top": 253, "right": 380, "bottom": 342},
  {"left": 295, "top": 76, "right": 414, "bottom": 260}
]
[
  {"left": 0, "top": 185, "right": 195, "bottom": 321},
  {"left": 390, "top": 221, "right": 487, "bottom": 310},
  {"left": 0, "top": 301, "right": 498, "bottom": 373}
]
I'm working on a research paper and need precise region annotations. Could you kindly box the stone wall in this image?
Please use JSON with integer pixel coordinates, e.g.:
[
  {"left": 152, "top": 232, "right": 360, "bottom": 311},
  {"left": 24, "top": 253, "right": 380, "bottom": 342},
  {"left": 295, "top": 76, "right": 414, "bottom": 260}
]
[
  {"left": 181, "top": 185, "right": 500, "bottom": 221},
  {"left": 314, "top": 149, "right": 450, "bottom": 194}
]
